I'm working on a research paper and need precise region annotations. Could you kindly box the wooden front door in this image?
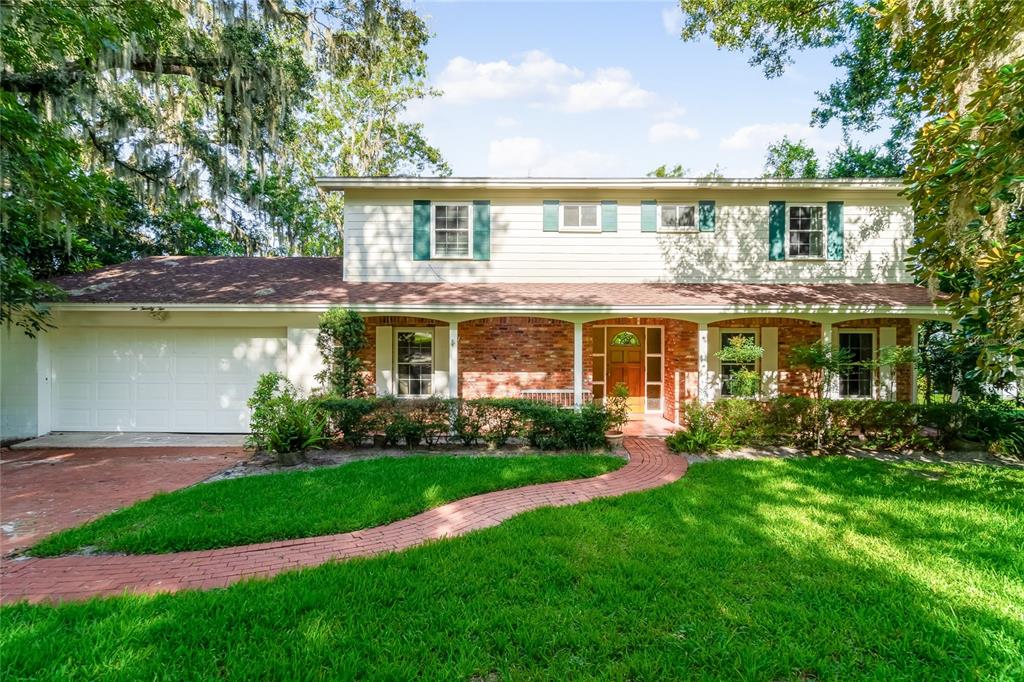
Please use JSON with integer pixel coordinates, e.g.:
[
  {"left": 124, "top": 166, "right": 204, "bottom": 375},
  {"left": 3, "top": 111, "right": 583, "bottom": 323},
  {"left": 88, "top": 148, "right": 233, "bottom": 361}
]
[{"left": 606, "top": 327, "right": 645, "bottom": 414}]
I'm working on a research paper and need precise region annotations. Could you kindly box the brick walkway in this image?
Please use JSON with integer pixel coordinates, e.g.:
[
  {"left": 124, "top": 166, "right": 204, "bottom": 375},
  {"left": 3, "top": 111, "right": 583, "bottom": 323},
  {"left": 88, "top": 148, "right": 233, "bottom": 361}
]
[
  {"left": 0, "top": 438, "right": 685, "bottom": 604},
  {"left": 0, "top": 447, "right": 248, "bottom": 555}
]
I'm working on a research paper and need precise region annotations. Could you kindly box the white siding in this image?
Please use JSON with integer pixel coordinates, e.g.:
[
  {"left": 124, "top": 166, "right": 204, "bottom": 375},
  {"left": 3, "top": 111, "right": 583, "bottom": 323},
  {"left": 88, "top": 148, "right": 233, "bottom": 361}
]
[{"left": 342, "top": 189, "right": 913, "bottom": 284}]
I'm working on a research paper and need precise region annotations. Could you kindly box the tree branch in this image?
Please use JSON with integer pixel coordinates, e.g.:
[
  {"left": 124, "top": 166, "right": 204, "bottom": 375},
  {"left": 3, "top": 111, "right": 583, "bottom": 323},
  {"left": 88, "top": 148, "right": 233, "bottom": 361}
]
[{"left": 1, "top": 56, "right": 225, "bottom": 95}]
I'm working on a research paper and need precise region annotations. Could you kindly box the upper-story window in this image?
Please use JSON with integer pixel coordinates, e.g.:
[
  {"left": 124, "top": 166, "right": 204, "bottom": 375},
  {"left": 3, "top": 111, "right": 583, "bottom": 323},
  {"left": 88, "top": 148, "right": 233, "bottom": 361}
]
[
  {"left": 660, "top": 204, "right": 697, "bottom": 232},
  {"left": 788, "top": 205, "right": 825, "bottom": 258},
  {"left": 432, "top": 203, "right": 472, "bottom": 258},
  {"left": 561, "top": 203, "right": 600, "bottom": 232}
]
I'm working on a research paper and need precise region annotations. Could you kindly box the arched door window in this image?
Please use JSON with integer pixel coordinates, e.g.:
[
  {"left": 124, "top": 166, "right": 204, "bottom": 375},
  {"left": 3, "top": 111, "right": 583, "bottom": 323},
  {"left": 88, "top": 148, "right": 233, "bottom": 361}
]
[{"left": 610, "top": 331, "right": 640, "bottom": 347}]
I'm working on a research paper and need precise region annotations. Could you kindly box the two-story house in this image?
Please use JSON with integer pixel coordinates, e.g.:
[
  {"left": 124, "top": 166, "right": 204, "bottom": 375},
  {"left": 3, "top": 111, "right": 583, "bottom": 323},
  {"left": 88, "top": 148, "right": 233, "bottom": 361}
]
[{"left": 0, "top": 177, "right": 951, "bottom": 439}]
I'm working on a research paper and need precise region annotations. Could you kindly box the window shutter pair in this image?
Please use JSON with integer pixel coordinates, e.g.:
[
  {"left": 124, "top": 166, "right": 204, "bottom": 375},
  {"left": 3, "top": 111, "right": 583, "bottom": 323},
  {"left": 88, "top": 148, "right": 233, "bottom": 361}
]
[
  {"left": 641, "top": 200, "right": 717, "bottom": 232},
  {"left": 767, "top": 200, "right": 844, "bottom": 261},
  {"left": 412, "top": 200, "right": 490, "bottom": 261},
  {"left": 542, "top": 200, "right": 618, "bottom": 232}
]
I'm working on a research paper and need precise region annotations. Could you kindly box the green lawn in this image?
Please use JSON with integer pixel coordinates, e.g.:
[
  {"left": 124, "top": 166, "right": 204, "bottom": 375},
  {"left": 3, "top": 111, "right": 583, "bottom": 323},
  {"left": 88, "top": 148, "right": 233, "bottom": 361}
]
[
  {"left": 5, "top": 458, "right": 1023, "bottom": 680},
  {"left": 27, "top": 455, "right": 624, "bottom": 556}
]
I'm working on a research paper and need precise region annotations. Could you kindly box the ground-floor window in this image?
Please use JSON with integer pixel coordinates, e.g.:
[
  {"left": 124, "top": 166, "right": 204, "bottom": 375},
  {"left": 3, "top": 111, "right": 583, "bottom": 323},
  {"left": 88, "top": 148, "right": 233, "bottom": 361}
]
[
  {"left": 838, "top": 331, "right": 874, "bottom": 398},
  {"left": 396, "top": 329, "right": 433, "bottom": 396},
  {"left": 720, "top": 330, "right": 758, "bottom": 397}
]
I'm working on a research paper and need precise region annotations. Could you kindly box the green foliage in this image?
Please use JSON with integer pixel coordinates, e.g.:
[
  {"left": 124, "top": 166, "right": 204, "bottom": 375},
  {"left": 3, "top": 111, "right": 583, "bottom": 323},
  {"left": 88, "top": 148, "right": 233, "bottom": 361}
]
[
  {"left": 246, "top": 372, "right": 328, "bottom": 460},
  {"left": 762, "top": 136, "right": 819, "bottom": 178},
  {"left": 520, "top": 402, "right": 609, "bottom": 451},
  {"left": 318, "top": 397, "right": 379, "bottom": 446},
  {"left": 604, "top": 382, "right": 631, "bottom": 433},
  {"left": 646, "top": 164, "right": 688, "bottom": 178},
  {"left": 315, "top": 308, "right": 368, "bottom": 398},
  {"left": 666, "top": 403, "right": 732, "bottom": 454},
  {"left": 1, "top": 0, "right": 447, "bottom": 333},
  {"left": 716, "top": 335, "right": 765, "bottom": 397},
  {"left": 789, "top": 341, "right": 854, "bottom": 400}
]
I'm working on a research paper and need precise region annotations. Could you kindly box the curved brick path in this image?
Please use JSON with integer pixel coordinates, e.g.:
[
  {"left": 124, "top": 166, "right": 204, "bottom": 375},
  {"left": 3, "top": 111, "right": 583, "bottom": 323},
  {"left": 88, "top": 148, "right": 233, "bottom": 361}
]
[{"left": 0, "top": 438, "right": 685, "bottom": 604}]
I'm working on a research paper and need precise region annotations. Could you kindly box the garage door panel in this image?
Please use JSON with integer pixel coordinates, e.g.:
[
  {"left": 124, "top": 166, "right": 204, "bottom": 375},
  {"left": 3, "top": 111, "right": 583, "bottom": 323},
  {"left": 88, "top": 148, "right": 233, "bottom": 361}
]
[{"left": 51, "top": 327, "right": 285, "bottom": 433}]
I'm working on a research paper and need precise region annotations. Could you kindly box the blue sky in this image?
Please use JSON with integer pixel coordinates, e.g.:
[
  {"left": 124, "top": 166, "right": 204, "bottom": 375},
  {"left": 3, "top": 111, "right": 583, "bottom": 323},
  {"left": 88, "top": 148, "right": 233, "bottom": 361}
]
[{"left": 408, "top": 1, "right": 881, "bottom": 177}]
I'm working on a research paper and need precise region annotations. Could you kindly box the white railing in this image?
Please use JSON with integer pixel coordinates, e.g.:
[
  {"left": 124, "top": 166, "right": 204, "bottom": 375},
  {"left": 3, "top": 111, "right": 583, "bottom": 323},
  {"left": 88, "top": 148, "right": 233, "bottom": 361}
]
[{"left": 519, "top": 389, "right": 594, "bottom": 408}]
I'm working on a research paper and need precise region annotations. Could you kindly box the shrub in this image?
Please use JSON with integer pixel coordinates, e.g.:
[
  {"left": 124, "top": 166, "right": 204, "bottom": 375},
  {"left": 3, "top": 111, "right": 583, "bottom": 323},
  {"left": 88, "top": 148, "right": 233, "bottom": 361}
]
[
  {"left": 319, "top": 397, "right": 378, "bottom": 446},
  {"left": 520, "top": 400, "right": 609, "bottom": 451},
  {"left": 315, "top": 308, "right": 368, "bottom": 397},
  {"left": 666, "top": 402, "right": 732, "bottom": 454},
  {"left": 247, "top": 372, "right": 328, "bottom": 461},
  {"left": 605, "top": 382, "right": 631, "bottom": 433},
  {"left": 475, "top": 398, "right": 526, "bottom": 447},
  {"left": 401, "top": 396, "right": 452, "bottom": 446},
  {"left": 452, "top": 400, "right": 487, "bottom": 446}
]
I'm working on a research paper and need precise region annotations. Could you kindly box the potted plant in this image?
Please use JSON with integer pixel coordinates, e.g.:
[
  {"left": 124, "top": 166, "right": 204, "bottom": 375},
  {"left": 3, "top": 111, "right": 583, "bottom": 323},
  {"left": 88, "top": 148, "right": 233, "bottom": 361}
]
[{"left": 604, "top": 382, "right": 631, "bottom": 446}]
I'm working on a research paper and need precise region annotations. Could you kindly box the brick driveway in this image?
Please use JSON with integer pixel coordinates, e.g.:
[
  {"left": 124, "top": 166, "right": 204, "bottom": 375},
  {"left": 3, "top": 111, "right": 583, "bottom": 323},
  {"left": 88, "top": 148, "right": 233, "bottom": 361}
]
[
  {"left": 0, "top": 447, "right": 248, "bottom": 555},
  {"left": 1, "top": 438, "right": 686, "bottom": 604}
]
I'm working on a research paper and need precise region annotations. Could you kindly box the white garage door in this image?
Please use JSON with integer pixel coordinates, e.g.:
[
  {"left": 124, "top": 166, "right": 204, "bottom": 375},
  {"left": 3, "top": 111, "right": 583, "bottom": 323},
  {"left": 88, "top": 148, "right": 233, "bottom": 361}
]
[{"left": 50, "top": 327, "right": 287, "bottom": 433}]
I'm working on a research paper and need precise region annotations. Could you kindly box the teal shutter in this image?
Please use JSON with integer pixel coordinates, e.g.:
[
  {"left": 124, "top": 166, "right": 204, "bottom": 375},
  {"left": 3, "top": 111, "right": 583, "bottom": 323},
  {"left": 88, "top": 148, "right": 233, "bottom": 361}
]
[
  {"left": 698, "top": 200, "right": 716, "bottom": 232},
  {"left": 768, "top": 201, "right": 786, "bottom": 261},
  {"left": 413, "top": 200, "right": 431, "bottom": 260},
  {"left": 826, "top": 201, "right": 844, "bottom": 261},
  {"left": 543, "top": 200, "right": 559, "bottom": 232},
  {"left": 473, "top": 200, "right": 491, "bottom": 261},
  {"left": 641, "top": 200, "right": 657, "bottom": 233},
  {"left": 601, "top": 200, "right": 617, "bottom": 232}
]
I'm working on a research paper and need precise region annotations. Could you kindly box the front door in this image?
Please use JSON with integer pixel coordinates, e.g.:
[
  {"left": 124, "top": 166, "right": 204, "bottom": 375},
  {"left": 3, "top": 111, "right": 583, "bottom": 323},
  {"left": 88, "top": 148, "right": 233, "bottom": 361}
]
[{"left": 606, "top": 327, "right": 645, "bottom": 414}]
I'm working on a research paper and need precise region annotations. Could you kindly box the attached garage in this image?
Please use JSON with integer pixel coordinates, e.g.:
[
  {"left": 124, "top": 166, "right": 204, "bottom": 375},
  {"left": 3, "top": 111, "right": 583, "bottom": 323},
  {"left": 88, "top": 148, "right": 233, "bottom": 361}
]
[{"left": 49, "top": 327, "right": 286, "bottom": 433}]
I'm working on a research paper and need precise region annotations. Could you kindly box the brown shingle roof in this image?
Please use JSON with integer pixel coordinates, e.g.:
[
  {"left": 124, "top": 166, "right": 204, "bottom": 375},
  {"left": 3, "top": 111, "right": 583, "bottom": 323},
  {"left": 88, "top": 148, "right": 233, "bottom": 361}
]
[{"left": 48, "top": 256, "right": 944, "bottom": 309}]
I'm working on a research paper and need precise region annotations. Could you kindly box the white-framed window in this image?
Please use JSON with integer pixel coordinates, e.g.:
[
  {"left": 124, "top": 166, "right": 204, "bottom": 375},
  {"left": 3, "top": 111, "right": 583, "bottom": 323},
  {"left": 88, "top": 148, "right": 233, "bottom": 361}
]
[
  {"left": 395, "top": 328, "right": 434, "bottom": 396},
  {"left": 431, "top": 203, "right": 472, "bottom": 259},
  {"left": 719, "top": 330, "right": 759, "bottom": 397},
  {"left": 837, "top": 330, "right": 875, "bottom": 398},
  {"left": 561, "top": 203, "right": 600, "bottom": 232},
  {"left": 787, "top": 204, "right": 825, "bottom": 258},
  {"left": 659, "top": 204, "right": 697, "bottom": 232}
]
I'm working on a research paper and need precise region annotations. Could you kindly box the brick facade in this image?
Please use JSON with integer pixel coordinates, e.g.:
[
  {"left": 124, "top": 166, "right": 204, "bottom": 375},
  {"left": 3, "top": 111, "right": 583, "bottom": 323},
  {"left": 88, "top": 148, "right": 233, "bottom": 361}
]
[
  {"left": 458, "top": 317, "right": 574, "bottom": 399},
  {"left": 360, "top": 316, "right": 447, "bottom": 393},
  {"left": 711, "top": 318, "right": 821, "bottom": 397}
]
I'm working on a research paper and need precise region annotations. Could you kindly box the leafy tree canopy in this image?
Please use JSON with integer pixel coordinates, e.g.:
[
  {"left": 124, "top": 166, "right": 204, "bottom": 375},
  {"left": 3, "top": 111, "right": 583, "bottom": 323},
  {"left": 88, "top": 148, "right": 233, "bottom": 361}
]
[
  {"left": 674, "top": 0, "right": 1024, "bottom": 371},
  {"left": 762, "top": 136, "right": 819, "bottom": 179},
  {"left": 1, "top": 0, "right": 447, "bottom": 334}
]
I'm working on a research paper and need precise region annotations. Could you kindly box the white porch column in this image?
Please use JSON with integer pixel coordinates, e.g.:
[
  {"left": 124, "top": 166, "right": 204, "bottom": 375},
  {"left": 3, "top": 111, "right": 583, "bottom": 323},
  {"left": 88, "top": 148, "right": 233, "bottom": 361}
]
[
  {"left": 821, "top": 320, "right": 836, "bottom": 399},
  {"left": 951, "top": 320, "right": 961, "bottom": 403},
  {"left": 698, "top": 322, "right": 711, "bottom": 404},
  {"left": 910, "top": 321, "right": 920, "bottom": 404},
  {"left": 448, "top": 323, "right": 459, "bottom": 399},
  {"left": 375, "top": 325, "right": 393, "bottom": 395},
  {"left": 879, "top": 326, "right": 898, "bottom": 400},
  {"left": 761, "top": 327, "right": 779, "bottom": 399},
  {"left": 573, "top": 322, "right": 583, "bottom": 407}
]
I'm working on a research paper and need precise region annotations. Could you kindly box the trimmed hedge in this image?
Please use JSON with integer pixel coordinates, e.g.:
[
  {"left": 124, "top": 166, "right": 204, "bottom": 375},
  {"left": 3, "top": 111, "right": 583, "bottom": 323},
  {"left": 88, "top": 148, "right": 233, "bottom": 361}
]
[
  {"left": 667, "top": 397, "right": 1024, "bottom": 455},
  {"left": 318, "top": 396, "right": 612, "bottom": 451}
]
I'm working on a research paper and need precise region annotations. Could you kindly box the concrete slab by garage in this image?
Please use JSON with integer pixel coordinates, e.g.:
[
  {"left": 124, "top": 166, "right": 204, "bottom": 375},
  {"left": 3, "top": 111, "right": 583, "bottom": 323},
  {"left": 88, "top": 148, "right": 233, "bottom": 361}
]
[{"left": 10, "top": 432, "right": 247, "bottom": 449}]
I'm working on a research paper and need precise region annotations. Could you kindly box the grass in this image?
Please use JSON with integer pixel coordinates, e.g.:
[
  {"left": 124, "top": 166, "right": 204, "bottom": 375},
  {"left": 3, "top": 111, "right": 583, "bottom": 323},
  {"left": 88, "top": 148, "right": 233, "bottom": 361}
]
[
  {"left": 27, "top": 455, "right": 624, "bottom": 556},
  {"left": 4, "top": 457, "right": 1023, "bottom": 680}
]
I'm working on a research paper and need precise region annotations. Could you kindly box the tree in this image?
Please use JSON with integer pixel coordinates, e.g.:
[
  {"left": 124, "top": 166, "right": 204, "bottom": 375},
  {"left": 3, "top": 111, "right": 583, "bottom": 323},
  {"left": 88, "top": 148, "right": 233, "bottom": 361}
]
[
  {"left": 647, "top": 164, "right": 688, "bottom": 178},
  {"left": 673, "top": 0, "right": 1024, "bottom": 374},
  {"left": 316, "top": 308, "right": 368, "bottom": 398},
  {"left": 763, "top": 136, "right": 819, "bottom": 178},
  {"left": 824, "top": 141, "right": 903, "bottom": 178},
  {"left": 1, "top": 0, "right": 446, "bottom": 334}
]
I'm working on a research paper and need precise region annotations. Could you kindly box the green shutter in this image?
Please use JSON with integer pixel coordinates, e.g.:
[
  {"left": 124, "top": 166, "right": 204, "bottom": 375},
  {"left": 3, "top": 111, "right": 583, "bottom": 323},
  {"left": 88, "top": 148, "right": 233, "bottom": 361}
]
[
  {"left": 768, "top": 201, "right": 786, "bottom": 261},
  {"left": 601, "top": 200, "right": 617, "bottom": 232},
  {"left": 473, "top": 200, "right": 490, "bottom": 261},
  {"left": 827, "top": 201, "right": 844, "bottom": 261},
  {"left": 413, "top": 200, "right": 431, "bottom": 260},
  {"left": 543, "top": 200, "right": 559, "bottom": 232},
  {"left": 641, "top": 200, "right": 657, "bottom": 233},
  {"left": 698, "top": 200, "right": 716, "bottom": 232}
]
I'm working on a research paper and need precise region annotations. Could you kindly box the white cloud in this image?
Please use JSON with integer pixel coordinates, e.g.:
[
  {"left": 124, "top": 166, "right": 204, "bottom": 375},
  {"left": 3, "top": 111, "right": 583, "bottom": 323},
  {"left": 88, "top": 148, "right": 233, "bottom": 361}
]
[
  {"left": 487, "top": 137, "right": 616, "bottom": 176},
  {"left": 720, "top": 123, "right": 824, "bottom": 150},
  {"left": 559, "top": 67, "right": 656, "bottom": 113},
  {"left": 494, "top": 116, "right": 519, "bottom": 128},
  {"left": 661, "top": 6, "right": 683, "bottom": 37},
  {"left": 654, "top": 105, "right": 687, "bottom": 120},
  {"left": 438, "top": 51, "right": 580, "bottom": 104},
  {"left": 437, "top": 52, "right": 654, "bottom": 113},
  {"left": 648, "top": 121, "right": 699, "bottom": 143}
]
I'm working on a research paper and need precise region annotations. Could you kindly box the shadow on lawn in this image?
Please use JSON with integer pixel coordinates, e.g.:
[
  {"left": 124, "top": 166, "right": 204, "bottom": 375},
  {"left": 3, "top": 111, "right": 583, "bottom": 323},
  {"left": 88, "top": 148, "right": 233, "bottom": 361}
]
[{"left": 3, "top": 458, "right": 1023, "bottom": 680}]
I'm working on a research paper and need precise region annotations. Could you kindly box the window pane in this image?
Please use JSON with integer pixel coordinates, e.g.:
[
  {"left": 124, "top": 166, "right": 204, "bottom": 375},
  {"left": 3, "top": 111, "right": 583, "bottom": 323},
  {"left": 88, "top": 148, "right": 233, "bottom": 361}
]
[
  {"left": 646, "top": 356, "right": 662, "bottom": 379},
  {"left": 433, "top": 204, "right": 470, "bottom": 257},
  {"left": 646, "top": 383, "right": 661, "bottom": 400},
  {"left": 591, "top": 327, "right": 605, "bottom": 350},
  {"left": 592, "top": 383, "right": 605, "bottom": 401},
  {"left": 611, "top": 331, "right": 640, "bottom": 346},
  {"left": 564, "top": 205, "right": 580, "bottom": 227},
  {"left": 661, "top": 206, "right": 677, "bottom": 227},
  {"left": 646, "top": 327, "right": 661, "bottom": 353},
  {"left": 678, "top": 206, "right": 695, "bottom": 227},
  {"left": 580, "top": 205, "right": 598, "bottom": 226},
  {"left": 593, "top": 356, "right": 605, "bottom": 381}
]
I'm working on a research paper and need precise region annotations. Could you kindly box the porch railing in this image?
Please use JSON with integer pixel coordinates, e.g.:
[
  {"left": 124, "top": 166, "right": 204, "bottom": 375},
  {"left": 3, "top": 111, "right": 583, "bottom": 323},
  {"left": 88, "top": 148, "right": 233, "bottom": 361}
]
[{"left": 519, "top": 388, "right": 593, "bottom": 409}]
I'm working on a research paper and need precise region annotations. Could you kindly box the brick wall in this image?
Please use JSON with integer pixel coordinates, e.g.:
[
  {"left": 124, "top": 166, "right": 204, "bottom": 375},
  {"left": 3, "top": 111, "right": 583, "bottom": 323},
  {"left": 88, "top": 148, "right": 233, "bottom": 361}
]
[{"left": 458, "top": 317, "right": 574, "bottom": 398}]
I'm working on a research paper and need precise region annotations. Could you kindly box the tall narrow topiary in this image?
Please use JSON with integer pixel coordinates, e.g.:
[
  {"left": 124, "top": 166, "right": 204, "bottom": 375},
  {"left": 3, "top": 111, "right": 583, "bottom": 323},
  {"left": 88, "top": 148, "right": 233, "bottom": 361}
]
[{"left": 316, "top": 308, "right": 368, "bottom": 397}]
